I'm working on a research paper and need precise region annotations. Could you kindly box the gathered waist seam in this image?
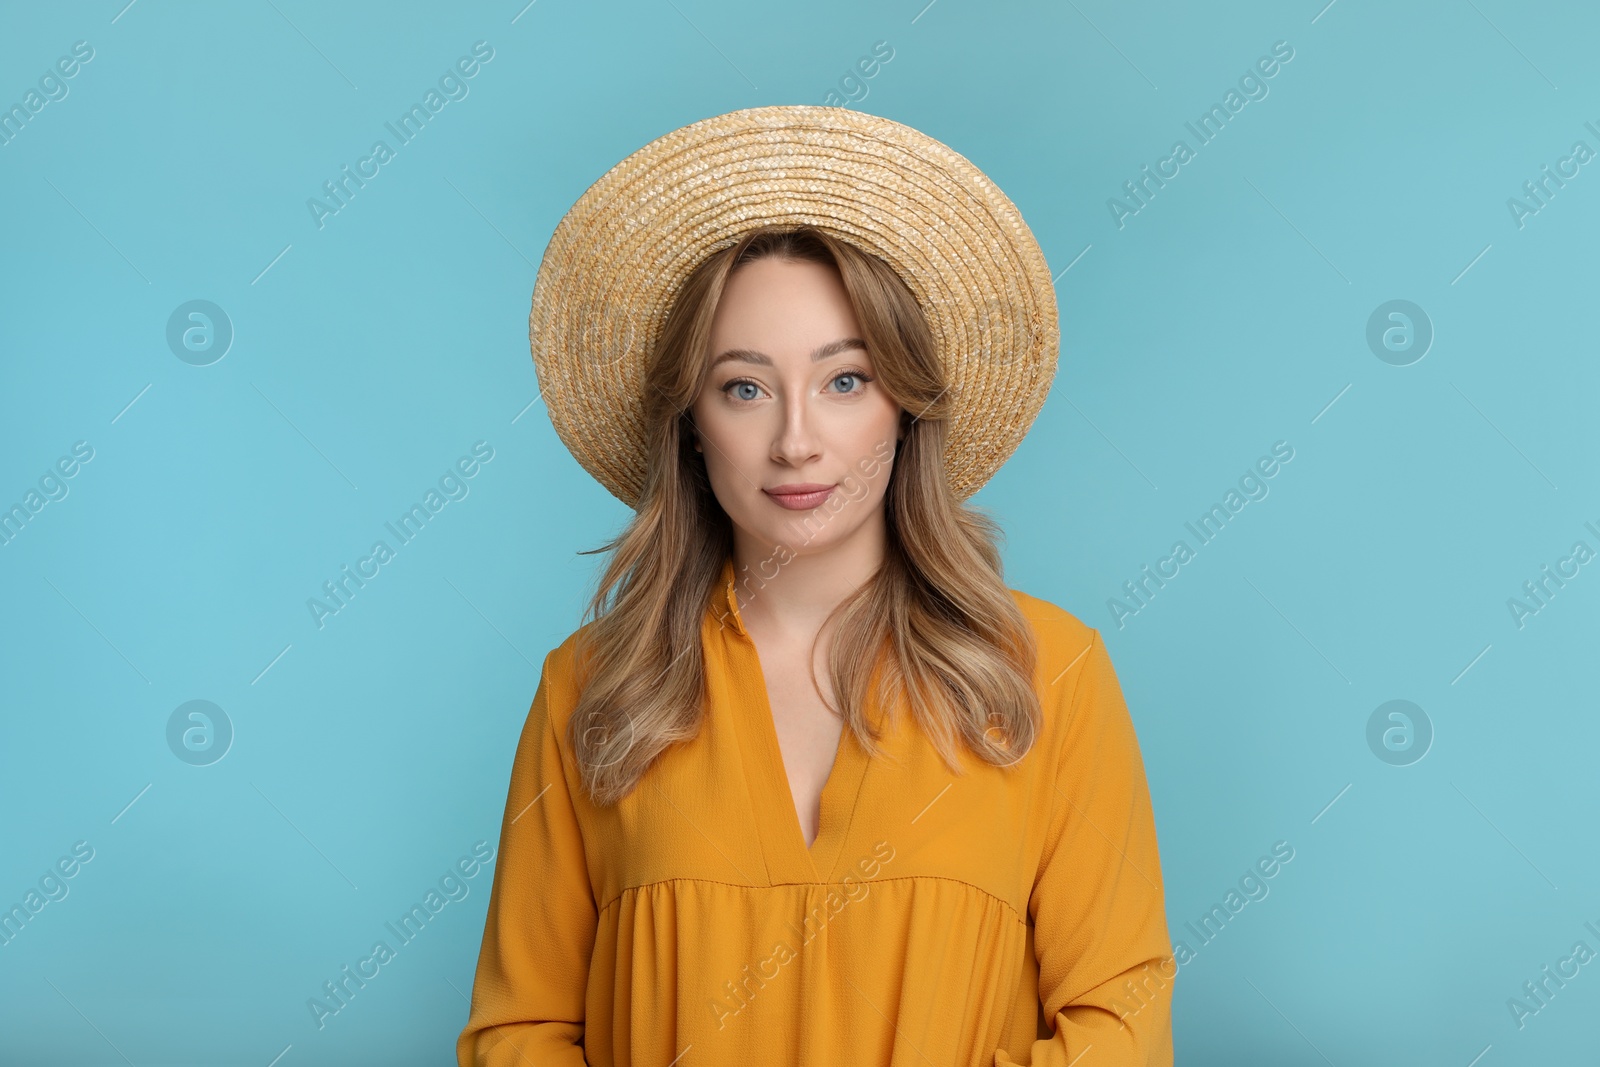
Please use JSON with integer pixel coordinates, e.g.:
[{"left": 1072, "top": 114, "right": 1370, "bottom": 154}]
[{"left": 595, "top": 872, "right": 1027, "bottom": 925}]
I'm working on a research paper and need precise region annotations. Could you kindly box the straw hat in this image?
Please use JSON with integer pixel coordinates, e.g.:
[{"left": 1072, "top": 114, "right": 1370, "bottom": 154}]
[{"left": 529, "top": 104, "right": 1059, "bottom": 508}]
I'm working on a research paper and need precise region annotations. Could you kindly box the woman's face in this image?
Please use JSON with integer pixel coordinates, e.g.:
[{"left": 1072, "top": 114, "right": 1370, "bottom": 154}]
[{"left": 690, "top": 255, "right": 903, "bottom": 561}]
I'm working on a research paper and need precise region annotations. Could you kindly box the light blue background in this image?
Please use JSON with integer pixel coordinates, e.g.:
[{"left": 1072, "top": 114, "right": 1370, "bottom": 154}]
[{"left": 3, "top": 1, "right": 1598, "bottom": 1064}]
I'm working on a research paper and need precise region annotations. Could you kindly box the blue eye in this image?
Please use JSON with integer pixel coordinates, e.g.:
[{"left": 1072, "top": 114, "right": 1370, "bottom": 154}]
[
  {"left": 718, "top": 378, "right": 764, "bottom": 403},
  {"left": 832, "top": 369, "right": 873, "bottom": 394},
  {"left": 719, "top": 369, "right": 873, "bottom": 403}
]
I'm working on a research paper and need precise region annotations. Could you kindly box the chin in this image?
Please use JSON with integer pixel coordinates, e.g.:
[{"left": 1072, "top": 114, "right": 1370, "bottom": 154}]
[{"left": 733, "top": 512, "right": 835, "bottom": 555}]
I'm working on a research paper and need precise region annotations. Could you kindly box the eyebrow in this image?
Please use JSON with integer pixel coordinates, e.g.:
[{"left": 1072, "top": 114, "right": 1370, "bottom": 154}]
[{"left": 709, "top": 337, "right": 868, "bottom": 369}]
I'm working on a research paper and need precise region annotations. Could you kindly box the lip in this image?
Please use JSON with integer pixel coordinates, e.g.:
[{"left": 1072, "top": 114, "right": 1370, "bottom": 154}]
[{"left": 763, "top": 483, "right": 836, "bottom": 510}]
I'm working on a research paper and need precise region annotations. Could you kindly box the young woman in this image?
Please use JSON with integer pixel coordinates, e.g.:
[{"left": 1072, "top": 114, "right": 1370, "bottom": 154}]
[{"left": 458, "top": 107, "right": 1174, "bottom": 1067}]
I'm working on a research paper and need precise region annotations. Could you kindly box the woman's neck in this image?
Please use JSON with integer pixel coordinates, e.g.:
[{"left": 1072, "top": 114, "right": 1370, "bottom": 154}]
[{"left": 729, "top": 525, "right": 886, "bottom": 641}]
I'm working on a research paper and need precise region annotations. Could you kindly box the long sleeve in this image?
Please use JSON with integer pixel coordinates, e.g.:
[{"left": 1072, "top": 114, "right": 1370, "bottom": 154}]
[
  {"left": 996, "top": 627, "right": 1175, "bottom": 1066},
  {"left": 458, "top": 647, "right": 597, "bottom": 1067}
]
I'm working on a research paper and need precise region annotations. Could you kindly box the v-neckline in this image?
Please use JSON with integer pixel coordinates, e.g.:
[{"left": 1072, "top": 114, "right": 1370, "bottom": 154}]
[
  {"left": 717, "top": 559, "right": 873, "bottom": 883},
  {"left": 738, "top": 633, "right": 867, "bottom": 881}
]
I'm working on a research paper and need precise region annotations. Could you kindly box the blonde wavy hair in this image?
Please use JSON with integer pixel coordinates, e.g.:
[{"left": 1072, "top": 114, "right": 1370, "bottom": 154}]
[{"left": 567, "top": 224, "right": 1041, "bottom": 806}]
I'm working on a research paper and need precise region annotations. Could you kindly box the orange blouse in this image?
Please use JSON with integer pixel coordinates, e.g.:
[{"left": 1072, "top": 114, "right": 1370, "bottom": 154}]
[{"left": 457, "top": 559, "right": 1175, "bottom": 1065}]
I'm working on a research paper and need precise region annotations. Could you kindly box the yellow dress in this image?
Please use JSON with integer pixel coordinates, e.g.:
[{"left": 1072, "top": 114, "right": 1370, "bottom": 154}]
[{"left": 457, "top": 558, "right": 1175, "bottom": 1066}]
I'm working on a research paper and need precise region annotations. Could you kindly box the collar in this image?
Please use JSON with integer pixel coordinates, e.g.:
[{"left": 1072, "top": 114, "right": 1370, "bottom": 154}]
[
  {"left": 715, "top": 556, "right": 748, "bottom": 638},
  {"left": 711, "top": 555, "right": 896, "bottom": 733}
]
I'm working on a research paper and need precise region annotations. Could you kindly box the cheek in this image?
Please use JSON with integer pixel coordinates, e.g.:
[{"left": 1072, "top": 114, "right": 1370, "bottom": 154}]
[
  {"left": 694, "top": 419, "right": 760, "bottom": 496},
  {"left": 846, "top": 405, "right": 901, "bottom": 477},
  {"left": 838, "top": 444, "right": 893, "bottom": 504}
]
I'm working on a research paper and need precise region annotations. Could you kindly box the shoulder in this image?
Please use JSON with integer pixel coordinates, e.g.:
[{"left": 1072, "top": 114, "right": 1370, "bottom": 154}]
[
  {"left": 1005, "top": 588, "right": 1142, "bottom": 776},
  {"left": 530, "top": 618, "right": 601, "bottom": 737},
  {"left": 1006, "top": 586, "right": 1100, "bottom": 655},
  {"left": 550, "top": 618, "right": 597, "bottom": 673},
  {"left": 1005, "top": 586, "right": 1109, "bottom": 699}
]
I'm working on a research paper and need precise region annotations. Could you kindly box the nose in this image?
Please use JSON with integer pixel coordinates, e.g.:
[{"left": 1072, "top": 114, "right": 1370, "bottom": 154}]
[{"left": 770, "top": 387, "right": 822, "bottom": 468}]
